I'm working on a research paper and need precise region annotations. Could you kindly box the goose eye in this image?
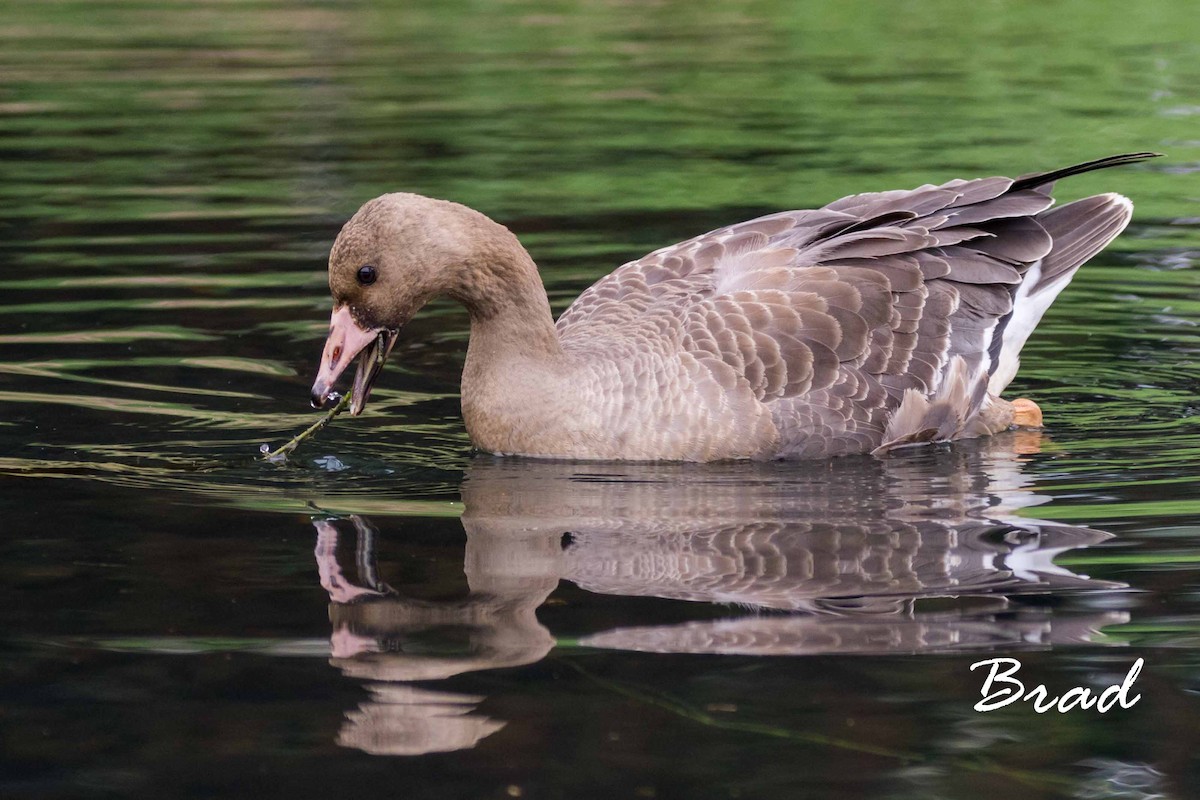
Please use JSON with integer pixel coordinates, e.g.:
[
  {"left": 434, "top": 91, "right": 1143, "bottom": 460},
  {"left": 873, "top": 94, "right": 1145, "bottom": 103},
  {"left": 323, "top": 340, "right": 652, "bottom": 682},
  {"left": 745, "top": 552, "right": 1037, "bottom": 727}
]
[{"left": 357, "top": 265, "right": 377, "bottom": 286}]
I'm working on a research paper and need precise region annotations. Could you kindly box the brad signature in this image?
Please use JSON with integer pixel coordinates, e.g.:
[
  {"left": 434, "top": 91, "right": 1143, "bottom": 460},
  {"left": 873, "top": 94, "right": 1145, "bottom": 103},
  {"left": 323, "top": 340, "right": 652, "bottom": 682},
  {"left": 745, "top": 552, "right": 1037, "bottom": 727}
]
[{"left": 969, "top": 657, "right": 1144, "bottom": 713}]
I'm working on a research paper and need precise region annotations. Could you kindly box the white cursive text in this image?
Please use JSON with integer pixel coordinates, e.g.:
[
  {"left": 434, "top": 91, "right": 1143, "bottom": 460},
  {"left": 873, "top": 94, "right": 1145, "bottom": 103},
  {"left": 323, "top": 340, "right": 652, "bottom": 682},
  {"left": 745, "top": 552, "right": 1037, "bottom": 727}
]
[{"left": 969, "top": 657, "right": 1143, "bottom": 713}]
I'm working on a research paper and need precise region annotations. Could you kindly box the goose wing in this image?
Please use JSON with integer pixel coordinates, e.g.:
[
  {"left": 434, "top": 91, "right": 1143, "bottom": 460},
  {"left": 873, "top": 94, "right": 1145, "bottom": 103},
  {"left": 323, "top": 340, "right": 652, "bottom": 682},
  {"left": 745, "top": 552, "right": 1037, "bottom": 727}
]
[{"left": 556, "top": 153, "right": 1155, "bottom": 456}]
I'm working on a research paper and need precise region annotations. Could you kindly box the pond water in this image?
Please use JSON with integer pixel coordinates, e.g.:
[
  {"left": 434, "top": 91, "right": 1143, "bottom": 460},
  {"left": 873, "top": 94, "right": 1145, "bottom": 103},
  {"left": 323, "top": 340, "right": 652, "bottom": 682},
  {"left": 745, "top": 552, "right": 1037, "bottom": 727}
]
[{"left": 3, "top": 1, "right": 1200, "bottom": 798}]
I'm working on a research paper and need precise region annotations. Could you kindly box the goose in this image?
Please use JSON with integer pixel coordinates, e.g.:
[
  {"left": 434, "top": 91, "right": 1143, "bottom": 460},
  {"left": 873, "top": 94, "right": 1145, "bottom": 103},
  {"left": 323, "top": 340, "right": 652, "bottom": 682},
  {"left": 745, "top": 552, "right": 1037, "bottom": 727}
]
[{"left": 309, "top": 153, "right": 1156, "bottom": 461}]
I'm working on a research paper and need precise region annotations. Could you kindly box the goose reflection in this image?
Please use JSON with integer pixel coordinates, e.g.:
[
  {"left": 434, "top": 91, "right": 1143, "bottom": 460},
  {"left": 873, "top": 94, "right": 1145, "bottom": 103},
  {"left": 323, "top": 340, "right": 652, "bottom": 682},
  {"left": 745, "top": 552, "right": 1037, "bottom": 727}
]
[
  {"left": 314, "top": 432, "right": 1127, "bottom": 755},
  {"left": 314, "top": 515, "right": 551, "bottom": 755}
]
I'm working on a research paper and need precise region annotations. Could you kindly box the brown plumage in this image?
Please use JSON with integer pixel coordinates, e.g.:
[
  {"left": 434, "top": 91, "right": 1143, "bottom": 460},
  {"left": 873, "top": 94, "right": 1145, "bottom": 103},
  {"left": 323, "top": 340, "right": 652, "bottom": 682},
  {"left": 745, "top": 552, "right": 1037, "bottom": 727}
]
[{"left": 311, "top": 153, "right": 1157, "bottom": 460}]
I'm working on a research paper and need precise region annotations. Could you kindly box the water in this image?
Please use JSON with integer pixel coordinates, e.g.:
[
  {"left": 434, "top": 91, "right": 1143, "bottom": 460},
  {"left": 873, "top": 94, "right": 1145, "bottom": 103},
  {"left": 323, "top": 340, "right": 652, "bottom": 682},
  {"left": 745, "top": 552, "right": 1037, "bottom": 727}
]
[{"left": 2, "top": 1, "right": 1200, "bottom": 797}]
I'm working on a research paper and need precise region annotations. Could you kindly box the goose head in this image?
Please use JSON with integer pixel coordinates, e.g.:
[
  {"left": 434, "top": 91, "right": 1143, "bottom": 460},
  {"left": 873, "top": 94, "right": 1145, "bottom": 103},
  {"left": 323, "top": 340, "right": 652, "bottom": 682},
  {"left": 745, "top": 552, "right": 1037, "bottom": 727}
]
[{"left": 309, "top": 193, "right": 497, "bottom": 415}]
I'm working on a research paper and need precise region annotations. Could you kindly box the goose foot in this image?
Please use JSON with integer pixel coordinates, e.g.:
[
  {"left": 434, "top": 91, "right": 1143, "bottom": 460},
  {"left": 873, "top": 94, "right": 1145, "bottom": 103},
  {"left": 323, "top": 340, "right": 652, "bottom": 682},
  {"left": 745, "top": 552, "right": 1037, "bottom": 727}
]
[{"left": 1012, "top": 398, "right": 1044, "bottom": 428}]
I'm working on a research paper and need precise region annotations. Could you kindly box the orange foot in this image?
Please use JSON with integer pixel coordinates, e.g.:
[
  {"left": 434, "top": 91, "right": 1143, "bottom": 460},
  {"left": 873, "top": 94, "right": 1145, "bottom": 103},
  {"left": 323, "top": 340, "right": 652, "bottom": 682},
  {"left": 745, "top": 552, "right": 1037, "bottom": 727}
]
[{"left": 1012, "top": 397, "right": 1044, "bottom": 428}]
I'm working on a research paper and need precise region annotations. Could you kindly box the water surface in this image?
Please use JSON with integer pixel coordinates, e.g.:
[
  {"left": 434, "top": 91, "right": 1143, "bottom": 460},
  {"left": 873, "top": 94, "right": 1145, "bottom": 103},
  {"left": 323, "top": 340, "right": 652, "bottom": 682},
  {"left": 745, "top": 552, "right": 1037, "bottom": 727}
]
[{"left": 2, "top": 1, "right": 1200, "bottom": 798}]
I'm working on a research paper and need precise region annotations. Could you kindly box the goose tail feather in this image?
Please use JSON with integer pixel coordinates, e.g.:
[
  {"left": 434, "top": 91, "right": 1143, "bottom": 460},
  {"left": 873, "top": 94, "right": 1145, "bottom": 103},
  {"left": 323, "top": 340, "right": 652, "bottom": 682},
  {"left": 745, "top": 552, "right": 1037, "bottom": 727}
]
[{"left": 987, "top": 192, "right": 1134, "bottom": 395}]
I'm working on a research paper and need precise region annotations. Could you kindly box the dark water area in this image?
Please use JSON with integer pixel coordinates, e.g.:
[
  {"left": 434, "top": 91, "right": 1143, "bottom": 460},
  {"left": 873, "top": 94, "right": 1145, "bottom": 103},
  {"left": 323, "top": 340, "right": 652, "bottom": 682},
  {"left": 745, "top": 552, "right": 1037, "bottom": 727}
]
[{"left": 3, "top": 2, "right": 1200, "bottom": 798}]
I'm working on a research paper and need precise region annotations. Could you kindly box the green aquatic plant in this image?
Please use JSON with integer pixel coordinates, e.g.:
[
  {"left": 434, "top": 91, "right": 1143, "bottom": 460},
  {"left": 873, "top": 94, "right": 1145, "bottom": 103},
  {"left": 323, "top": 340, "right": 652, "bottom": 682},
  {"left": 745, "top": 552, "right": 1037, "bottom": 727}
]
[{"left": 260, "top": 391, "right": 352, "bottom": 462}]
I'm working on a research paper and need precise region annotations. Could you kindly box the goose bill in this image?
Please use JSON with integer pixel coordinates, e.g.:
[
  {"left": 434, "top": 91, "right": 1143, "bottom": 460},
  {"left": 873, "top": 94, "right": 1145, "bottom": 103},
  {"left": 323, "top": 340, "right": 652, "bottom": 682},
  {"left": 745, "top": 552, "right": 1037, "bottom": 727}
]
[{"left": 310, "top": 305, "right": 394, "bottom": 412}]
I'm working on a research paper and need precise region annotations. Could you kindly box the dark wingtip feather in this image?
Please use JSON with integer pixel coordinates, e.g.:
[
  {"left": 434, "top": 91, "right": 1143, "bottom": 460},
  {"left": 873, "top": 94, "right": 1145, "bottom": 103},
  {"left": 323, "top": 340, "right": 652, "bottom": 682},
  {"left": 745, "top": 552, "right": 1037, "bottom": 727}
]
[{"left": 1011, "top": 152, "right": 1162, "bottom": 192}]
